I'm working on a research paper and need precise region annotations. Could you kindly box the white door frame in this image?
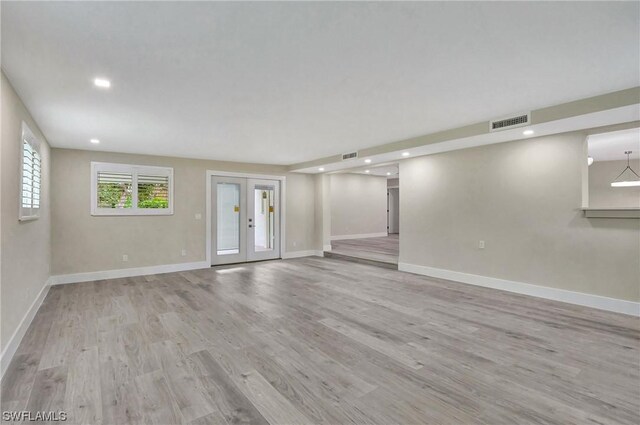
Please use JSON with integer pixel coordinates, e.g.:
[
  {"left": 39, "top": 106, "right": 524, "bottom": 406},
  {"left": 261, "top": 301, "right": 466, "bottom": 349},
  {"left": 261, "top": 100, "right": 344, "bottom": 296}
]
[{"left": 206, "top": 170, "right": 286, "bottom": 266}]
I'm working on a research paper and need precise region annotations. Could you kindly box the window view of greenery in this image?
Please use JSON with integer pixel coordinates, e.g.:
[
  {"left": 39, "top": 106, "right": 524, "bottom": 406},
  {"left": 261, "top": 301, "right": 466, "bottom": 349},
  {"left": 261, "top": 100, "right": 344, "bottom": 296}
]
[
  {"left": 137, "top": 174, "right": 169, "bottom": 208},
  {"left": 97, "top": 172, "right": 132, "bottom": 208}
]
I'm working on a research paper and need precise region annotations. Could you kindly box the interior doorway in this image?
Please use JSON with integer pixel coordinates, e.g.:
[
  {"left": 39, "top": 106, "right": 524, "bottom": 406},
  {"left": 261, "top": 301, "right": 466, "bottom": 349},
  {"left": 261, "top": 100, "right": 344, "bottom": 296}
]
[{"left": 210, "top": 175, "right": 281, "bottom": 265}]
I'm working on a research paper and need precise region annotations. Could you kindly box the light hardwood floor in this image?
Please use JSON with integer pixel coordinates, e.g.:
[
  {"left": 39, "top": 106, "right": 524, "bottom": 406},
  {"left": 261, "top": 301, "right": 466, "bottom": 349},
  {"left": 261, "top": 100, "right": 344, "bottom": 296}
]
[{"left": 1, "top": 256, "right": 639, "bottom": 424}]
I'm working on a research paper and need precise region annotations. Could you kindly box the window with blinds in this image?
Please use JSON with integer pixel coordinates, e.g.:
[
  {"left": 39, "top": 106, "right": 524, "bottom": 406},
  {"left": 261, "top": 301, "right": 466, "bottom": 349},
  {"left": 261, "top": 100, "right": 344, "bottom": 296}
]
[
  {"left": 97, "top": 172, "right": 133, "bottom": 209},
  {"left": 20, "top": 123, "right": 42, "bottom": 221},
  {"left": 91, "top": 162, "right": 173, "bottom": 215},
  {"left": 138, "top": 174, "right": 169, "bottom": 209}
]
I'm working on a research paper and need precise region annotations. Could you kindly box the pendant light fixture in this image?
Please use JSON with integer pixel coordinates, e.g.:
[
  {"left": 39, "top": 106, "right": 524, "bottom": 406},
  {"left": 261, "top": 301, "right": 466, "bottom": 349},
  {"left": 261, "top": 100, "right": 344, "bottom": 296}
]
[{"left": 611, "top": 151, "right": 640, "bottom": 187}]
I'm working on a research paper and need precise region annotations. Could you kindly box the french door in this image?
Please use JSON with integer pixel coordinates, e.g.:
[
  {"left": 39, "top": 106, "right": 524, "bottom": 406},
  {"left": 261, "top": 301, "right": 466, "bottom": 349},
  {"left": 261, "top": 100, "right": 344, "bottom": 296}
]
[{"left": 211, "top": 176, "right": 281, "bottom": 265}]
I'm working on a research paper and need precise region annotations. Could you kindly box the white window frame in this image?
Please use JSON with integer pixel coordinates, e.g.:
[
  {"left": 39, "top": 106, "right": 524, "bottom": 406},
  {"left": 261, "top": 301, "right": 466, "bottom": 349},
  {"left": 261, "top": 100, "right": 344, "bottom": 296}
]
[
  {"left": 19, "top": 122, "right": 42, "bottom": 221},
  {"left": 91, "top": 161, "right": 174, "bottom": 216}
]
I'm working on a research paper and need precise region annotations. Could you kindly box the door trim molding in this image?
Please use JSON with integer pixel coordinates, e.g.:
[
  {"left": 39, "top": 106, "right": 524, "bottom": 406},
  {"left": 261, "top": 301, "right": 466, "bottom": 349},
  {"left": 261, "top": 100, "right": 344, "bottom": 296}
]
[{"left": 206, "top": 170, "right": 287, "bottom": 266}]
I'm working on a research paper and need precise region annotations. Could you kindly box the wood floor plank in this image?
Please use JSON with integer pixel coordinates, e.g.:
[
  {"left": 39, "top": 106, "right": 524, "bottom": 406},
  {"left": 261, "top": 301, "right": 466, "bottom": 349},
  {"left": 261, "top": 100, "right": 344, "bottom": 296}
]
[
  {"left": 64, "top": 346, "right": 102, "bottom": 425},
  {"left": 319, "top": 317, "right": 425, "bottom": 370},
  {"left": 158, "top": 311, "right": 210, "bottom": 355},
  {"left": 1, "top": 352, "right": 41, "bottom": 406},
  {"left": 99, "top": 358, "right": 142, "bottom": 425},
  {"left": 25, "top": 366, "right": 68, "bottom": 423},
  {"left": 229, "top": 368, "right": 312, "bottom": 425},
  {"left": 188, "top": 350, "right": 269, "bottom": 425},
  {"left": 133, "top": 370, "right": 184, "bottom": 425},
  {"left": 152, "top": 340, "right": 215, "bottom": 423}
]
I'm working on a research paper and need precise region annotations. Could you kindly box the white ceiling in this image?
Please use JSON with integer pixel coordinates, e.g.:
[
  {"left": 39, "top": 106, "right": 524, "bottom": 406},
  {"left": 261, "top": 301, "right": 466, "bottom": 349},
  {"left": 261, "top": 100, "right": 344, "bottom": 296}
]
[
  {"left": 2, "top": 2, "right": 639, "bottom": 165},
  {"left": 588, "top": 128, "right": 640, "bottom": 162}
]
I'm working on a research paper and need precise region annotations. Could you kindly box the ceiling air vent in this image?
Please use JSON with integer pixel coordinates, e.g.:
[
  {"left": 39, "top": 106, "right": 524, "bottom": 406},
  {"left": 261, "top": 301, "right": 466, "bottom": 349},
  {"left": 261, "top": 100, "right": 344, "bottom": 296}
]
[
  {"left": 489, "top": 113, "right": 530, "bottom": 132},
  {"left": 342, "top": 151, "right": 358, "bottom": 161}
]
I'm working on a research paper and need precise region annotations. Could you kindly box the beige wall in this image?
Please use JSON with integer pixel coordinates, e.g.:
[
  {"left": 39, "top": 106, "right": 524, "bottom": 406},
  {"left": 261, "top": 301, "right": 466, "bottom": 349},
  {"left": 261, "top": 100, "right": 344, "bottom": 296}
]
[
  {"left": 589, "top": 159, "right": 640, "bottom": 208},
  {"left": 285, "top": 172, "right": 317, "bottom": 252},
  {"left": 51, "top": 149, "right": 316, "bottom": 275},
  {"left": 400, "top": 131, "right": 640, "bottom": 302},
  {"left": 1, "top": 72, "right": 51, "bottom": 350},
  {"left": 330, "top": 173, "right": 387, "bottom": 238}
]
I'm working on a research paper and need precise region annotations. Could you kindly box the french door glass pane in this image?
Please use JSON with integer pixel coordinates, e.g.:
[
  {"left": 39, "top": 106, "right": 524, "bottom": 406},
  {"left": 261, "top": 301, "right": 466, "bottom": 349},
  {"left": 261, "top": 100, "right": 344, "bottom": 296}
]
[
  {"left": 217, "top": 183, "right": 240, "bottom": 255},
  {"left": 254, "top": 187, "right": 275, "bottom": 252}
]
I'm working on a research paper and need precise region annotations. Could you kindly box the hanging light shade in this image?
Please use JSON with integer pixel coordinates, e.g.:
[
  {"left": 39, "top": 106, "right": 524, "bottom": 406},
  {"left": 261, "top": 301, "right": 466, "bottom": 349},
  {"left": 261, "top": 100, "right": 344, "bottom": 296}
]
[{"left": 611, "top": 151, "right": 640, "bottom": 187}]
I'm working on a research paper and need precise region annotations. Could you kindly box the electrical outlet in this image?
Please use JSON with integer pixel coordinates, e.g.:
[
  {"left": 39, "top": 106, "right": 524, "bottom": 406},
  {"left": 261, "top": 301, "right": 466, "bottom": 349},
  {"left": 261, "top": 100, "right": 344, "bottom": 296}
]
[
  {"left": 479, "top": 240, "right": 485, "bottom": 249},
  {"left": 194, "top": 213, "right": 202, "bottom": 220},
  {"left": 181, "top": 249, "right": 187, "bottom": 257},
  {"left": 122, "top": 254, "right": 129, "bottom": 262},
  {"left": 293, "top": 241, "right": 297, "bottom": 248}
]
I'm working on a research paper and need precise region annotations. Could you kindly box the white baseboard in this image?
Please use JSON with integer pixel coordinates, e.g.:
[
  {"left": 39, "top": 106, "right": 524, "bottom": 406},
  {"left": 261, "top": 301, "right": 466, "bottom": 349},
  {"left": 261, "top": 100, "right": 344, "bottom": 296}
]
[
  {"left": 1, "top": 280, "right": 50, "bottom": 380},
  {"left": 331, "top": 232, "right": 388, "bottom": 241},
  {"left": 398, "top": 263, "right": 640, "bottom": 317},
  {"left": 49, "top": 261, "right": 210, "bottom": 285},
  {"left": 282, "top": 250, "right": 324, "bottom": 259}
]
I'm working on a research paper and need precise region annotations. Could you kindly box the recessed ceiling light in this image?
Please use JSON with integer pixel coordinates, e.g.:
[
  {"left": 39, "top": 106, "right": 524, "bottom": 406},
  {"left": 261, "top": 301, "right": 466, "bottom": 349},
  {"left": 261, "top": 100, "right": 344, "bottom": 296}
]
[
  {"left": 523, "top": 129, "right": 534, "bottom": 136},
  {"left": 364, "top": 159, "right": 372, "bottom": 164},
  {"left": 318, "top": 167, "right": 325, "bottom": 171},
  {"left": 94, "top": 78, "right": 111, "bottom": 88},
  {"left": 387, "top": 172, "right": 391, "bottom": 176},
  {"left": 90, "top": 139, "right": 100, "bottom": 144},
  {"left": 365, "top": 170, "right": 370, "bottom": 173},
  {"left": 402, "top": 152, "right": 410, "bottom": 157}
]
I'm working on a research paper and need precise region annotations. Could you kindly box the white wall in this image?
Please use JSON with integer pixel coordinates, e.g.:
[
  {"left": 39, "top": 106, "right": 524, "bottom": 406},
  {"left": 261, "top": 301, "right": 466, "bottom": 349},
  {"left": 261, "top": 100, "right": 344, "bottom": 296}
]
[
  {"left": 400, "top": 130, "right": 640, "bottom": 302},
  {"left": 1, "top": 72, "right": 51, "bottom": 351},
  {"left": 330, "top": 173, "right": 387, "bottom": 238},
  {"left": 589, "top": 159, "right": 640, "bottom": 208},
  {"left": 51, "top": 148, "right": 316, "bottom": 275}
]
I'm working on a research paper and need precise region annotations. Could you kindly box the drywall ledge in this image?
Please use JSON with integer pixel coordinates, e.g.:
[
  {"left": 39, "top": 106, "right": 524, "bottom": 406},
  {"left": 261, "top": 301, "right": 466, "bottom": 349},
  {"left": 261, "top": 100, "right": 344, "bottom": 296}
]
[
  {"left": 582, "top": 208, "right": 640, "bottom": 218},
  {"left": 399, "top": 263, "right": 640, "bottom": 316}
]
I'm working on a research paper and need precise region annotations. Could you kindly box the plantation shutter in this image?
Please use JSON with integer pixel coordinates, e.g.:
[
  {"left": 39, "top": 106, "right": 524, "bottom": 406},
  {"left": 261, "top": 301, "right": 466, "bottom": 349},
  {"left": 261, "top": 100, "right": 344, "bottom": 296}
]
[
  {"left": 137, "top": 174, "right": 170, "bottom": 208},
  {"left": 96, "top": 171, "right": 133, "bottom": 209},
  {"left": 21, "top": 138, "right": 41, "bottom": 219}
]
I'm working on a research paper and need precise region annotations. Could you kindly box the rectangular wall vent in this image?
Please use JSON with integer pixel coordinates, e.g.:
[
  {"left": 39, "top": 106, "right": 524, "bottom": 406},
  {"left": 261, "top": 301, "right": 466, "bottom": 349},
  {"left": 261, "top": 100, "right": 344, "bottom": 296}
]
[
  {"left": 489, "top": 113, "right": 530, "bottom": 132},
  {"left": 342, "top": 151, "right": 358, "bottom": 161}
]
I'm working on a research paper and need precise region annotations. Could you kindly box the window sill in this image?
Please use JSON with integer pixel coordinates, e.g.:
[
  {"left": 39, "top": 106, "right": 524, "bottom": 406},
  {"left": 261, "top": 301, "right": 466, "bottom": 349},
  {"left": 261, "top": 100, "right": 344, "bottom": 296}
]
[
  {"left": 91, "top": 209, "right": 174, "bottom": 216},
  {"left": 582, "top": 208, "right": 640, "bottom": 218},
  {"left": 19, "top": 215, "right": 40, "bottom": 222}
]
